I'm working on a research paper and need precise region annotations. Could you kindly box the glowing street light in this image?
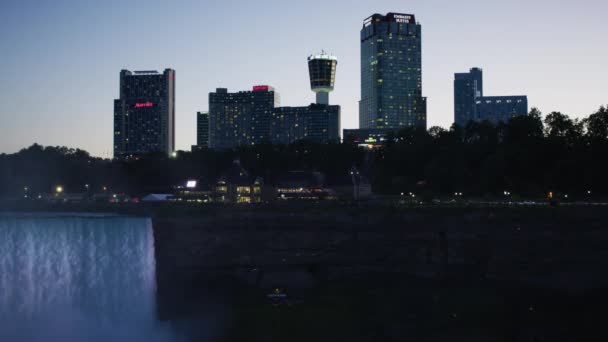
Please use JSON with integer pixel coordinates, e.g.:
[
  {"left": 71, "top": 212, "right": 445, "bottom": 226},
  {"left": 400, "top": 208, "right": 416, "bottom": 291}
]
[{"left": 55, "top": 186, "right": 64, "bottom": 194}]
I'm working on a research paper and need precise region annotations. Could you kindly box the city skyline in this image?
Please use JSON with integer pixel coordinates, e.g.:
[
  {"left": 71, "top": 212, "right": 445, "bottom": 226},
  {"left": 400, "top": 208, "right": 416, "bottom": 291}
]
[{"left": 1, "top": 0, "right": 607, "bottom": 156}]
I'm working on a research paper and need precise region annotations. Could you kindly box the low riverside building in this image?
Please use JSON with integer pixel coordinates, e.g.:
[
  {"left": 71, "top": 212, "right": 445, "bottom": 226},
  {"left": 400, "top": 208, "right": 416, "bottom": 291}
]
[
  {"left": 343, "top": 128, "right": 396, "bottom": 148},
  {"left": 275, "top": 171, "right": 337, "bottom": 201},
  {"left": 215, "top": 160, "right": 263, "bottom": 204},
  {"left": 169, "top": 180, "right": 213, "bottom": 203}
]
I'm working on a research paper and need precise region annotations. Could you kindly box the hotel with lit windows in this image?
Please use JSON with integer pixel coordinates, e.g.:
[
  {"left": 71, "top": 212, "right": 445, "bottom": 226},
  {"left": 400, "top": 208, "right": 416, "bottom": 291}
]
[
  {"left": 208, "top": 86, "right": 340, "bottom": 149},
  {"left": 113, "top": 69, "right": 175, "bottom": 157},
  {"left": 206, "top": 50, "right": 342, "bottom": 150},
  {"left": 343, "top": 12, "right": 426, "bottom": 147},
  {"left": 208, "top": 86, "right": 280, "bottom": 150},
  {"left": 359, "top": 13, "right": 427, "bottom": 130}
]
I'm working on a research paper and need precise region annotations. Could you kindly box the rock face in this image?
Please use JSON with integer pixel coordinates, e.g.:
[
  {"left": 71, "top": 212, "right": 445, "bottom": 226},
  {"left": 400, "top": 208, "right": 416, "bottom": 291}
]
[{"left": 152, "top": 206, "right": 608, "bottom": 320}]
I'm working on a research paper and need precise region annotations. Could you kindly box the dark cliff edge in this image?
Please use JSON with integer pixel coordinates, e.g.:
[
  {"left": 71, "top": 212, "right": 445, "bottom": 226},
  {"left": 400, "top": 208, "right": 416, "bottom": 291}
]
[
  {"left": 152, "top": 207, "right": 608, "bottom": 333},
  {"left": 4, "top": 203, "right": 608, "bottom": 339}
]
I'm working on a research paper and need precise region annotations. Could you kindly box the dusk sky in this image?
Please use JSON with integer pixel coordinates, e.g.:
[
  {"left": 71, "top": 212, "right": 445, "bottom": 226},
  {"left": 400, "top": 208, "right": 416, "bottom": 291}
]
[{"left": 0, "top": 0, "right": 606, "bottom": 157}]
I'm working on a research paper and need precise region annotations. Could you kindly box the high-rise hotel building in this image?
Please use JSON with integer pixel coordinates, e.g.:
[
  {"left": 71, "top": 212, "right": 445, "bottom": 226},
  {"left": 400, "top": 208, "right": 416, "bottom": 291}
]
[
  {"left": 359, "top": 13, "right": 426, "bottom": 129},
  {"left": 209, "top": 86, "right": 340, "bottom": 149},
  {"left": 114, "top": 69, "right": 175, "bottom": 157},
  {"left": 208, "top": 86, "right": 280, "bottom": 150},
  {"left": 208, "top": 52, "right": 341, "bottom": 149}
]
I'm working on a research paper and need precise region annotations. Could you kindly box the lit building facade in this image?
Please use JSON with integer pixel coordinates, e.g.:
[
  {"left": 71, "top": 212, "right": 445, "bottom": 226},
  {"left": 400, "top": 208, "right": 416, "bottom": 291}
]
[
  {"left": 359, "top": 13, "right": 427, "bottom": 130},
  {"left": 208, "top": 86, "right": 280, "bottom": 150},
  {"left": 114, "top": 69, "right": 175, "bottom": 157},
  {"left": 271, "top": 104, "right": 340, "bottom": 144},
  {"left": 454, "top": 67, "right": 528, "bottom": 126}
]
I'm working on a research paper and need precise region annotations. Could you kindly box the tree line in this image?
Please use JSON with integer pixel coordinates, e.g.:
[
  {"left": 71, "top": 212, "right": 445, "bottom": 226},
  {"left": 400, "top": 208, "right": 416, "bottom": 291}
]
[{"left": 0, "top": 106, "right": 606, "bottom": 199}]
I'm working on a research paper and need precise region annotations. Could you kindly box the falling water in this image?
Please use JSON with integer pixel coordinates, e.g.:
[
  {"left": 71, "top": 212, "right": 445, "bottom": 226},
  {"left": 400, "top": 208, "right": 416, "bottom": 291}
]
[{"left": 0, "top": 214, "right": 180, "bottom": 341}]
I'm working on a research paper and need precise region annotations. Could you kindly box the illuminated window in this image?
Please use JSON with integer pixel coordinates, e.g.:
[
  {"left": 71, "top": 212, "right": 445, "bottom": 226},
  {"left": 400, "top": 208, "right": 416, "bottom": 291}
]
[{"left": 237, "top": 186, "right": 251, "bottom": 194}]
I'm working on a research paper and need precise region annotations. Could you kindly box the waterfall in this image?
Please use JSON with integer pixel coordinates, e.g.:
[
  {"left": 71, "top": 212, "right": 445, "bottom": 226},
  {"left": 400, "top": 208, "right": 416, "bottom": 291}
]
[{"left": 0, "top": 215, "right": 180, "bottom": 342}]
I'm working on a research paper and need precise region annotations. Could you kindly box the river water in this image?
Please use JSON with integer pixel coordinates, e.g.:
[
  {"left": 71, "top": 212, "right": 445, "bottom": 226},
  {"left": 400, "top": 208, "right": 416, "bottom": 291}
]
[{"left": 0, "top": 214, "right": 183, "bottom": 341}]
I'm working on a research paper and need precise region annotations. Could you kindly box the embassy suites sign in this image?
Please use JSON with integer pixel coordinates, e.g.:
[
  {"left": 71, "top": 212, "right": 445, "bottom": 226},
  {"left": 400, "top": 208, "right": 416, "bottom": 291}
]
[{"left": 389, "top": 13, "right": 415, "bottom": 24}]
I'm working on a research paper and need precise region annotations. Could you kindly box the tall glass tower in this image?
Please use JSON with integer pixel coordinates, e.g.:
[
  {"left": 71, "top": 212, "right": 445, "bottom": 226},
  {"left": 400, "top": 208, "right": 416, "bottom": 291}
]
[
  {"left": 359, "top": 13, "right": 426, "bottom": 129},
  {"left": 308, "top": 52, "right": 337, "bottom": 105}
]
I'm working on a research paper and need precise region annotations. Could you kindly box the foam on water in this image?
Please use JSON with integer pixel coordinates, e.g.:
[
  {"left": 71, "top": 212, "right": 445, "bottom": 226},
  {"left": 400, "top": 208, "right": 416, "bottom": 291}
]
[{"left": 0, "top": 216, "right": 182, "bottom": 341}]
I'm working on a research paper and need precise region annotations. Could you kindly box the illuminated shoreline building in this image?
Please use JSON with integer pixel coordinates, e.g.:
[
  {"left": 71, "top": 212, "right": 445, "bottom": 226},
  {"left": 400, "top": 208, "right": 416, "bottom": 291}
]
[
  {"left": 113, "top": 69, "right": 175, "bottom": 157},
  {"left": 359, "top": 13, "right": 427, "bottom": 130}
]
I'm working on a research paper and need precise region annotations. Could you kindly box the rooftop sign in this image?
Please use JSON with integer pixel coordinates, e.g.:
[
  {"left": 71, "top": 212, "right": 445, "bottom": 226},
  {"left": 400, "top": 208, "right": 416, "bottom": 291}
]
[
  {"left": 253, "top": 85, "right": 270, "bottom": 92},
  {"left": 364, "top": 13, "right": 416, "bottom": 26},
  {"left": 133, "top": 71, "right": 160, "bottom": 75},
  {"left": 388, "top": 13, "right": 415, "bottom": 24}
]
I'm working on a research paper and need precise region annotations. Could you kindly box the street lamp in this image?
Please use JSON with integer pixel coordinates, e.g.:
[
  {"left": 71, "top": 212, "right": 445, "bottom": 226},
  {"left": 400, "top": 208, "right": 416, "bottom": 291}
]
[{"left": 55, "top": 186, "right": 64, "bottom": 194}]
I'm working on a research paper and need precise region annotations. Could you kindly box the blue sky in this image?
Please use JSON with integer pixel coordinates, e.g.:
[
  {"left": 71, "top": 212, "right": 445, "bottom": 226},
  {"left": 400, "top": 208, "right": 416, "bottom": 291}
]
[{"left": 1, "top": 0, "right": 606, "bottom": 156}]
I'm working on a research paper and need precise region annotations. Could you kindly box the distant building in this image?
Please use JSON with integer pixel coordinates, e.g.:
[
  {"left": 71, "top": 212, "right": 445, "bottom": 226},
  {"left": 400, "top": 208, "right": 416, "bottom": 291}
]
[
  {"left": 359, "top": 13, "right": 427, "bottom": 130},
  {"left": 454, "top": 68, "right": 528, "bottom": 126},
  {"left": 114, "top": 69, "right": 175, "bottom": 157},
  {"left": 141, "top": 194, "right": 172, "bottom": 202},
  {"left": 475, "top": 96, "right": 528, "bottom": 125},
  {"left": 208, "top": 85, "right": 341, "bottom": 149},
  {"left": 275, "top": 171, "right": 336, "bottom": 200},
  {"left": 170, "top": 180, "right": 213, "bottom": 203},
  {"left": 308, "top": 52, "right": 338, "bottom": 105},
  {"left": 192, "top": 112, "right": 209, "bottom": 151},
  {"left": 343, "top": 128, "right": 396, "bottom": 148},
  {"left": 454, "top": 68, "right": 483, "bottom": 127},
  {"left": 215, "top": 160, "right": 263, "bottom": 204},
  {"left": 271, "top": 104, "right": 340, "bottom": 144},
  {"left": 208, "top": 86, "right": 279, "bottom": 150}
]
